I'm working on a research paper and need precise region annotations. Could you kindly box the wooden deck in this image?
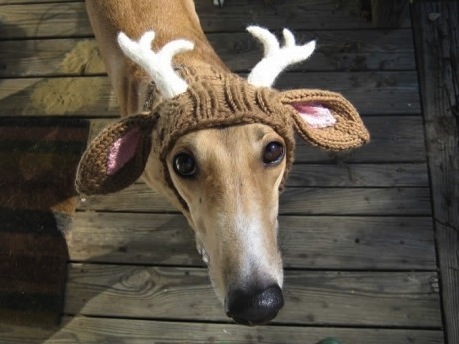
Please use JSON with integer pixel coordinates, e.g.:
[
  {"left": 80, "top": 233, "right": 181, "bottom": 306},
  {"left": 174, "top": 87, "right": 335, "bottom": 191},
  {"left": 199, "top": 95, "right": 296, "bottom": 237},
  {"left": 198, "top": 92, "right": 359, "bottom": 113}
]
[{"left": 0, "top": 0, "right": 457, "bottom": 343}]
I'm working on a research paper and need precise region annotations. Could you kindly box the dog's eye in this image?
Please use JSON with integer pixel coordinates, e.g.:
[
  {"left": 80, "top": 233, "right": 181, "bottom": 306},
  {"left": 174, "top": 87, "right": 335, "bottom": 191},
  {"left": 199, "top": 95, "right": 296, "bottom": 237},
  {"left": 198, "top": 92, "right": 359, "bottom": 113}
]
[
  {"left": 173, "top": 153, "right": 197, "bottom": 177},
  {"left": 263, "top": 141, "right": 285, "bottom": 165}
]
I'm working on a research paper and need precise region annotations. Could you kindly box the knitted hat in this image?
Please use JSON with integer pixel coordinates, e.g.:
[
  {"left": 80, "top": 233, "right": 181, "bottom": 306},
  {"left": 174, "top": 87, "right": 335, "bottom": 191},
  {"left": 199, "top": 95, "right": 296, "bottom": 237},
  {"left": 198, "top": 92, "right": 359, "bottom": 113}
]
[{"left": 75, "top": 27, "right": 369, "bottom": 210}]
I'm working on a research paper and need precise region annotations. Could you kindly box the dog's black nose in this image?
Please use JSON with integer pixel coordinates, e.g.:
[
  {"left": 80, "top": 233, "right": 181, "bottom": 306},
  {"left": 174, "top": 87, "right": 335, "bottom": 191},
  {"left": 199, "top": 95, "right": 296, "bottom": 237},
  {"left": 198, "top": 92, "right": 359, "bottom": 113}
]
[{"left": 226, "top": 285, "right": 284, "bottom": 326}]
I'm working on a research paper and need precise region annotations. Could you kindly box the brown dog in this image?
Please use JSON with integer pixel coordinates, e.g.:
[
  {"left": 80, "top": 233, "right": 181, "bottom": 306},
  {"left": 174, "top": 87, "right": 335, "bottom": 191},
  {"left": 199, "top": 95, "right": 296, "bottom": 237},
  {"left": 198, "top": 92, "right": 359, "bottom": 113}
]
[{"left": 77, "top": 0, "right": 369, "bottom": 326}]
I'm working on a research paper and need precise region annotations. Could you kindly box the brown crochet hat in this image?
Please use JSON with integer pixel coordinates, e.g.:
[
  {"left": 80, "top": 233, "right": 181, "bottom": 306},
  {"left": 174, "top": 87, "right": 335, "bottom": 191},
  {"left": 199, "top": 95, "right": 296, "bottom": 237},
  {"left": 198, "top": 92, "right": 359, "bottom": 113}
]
[{"left": 75, "top": 27, "right": 369, "bottom": 208}]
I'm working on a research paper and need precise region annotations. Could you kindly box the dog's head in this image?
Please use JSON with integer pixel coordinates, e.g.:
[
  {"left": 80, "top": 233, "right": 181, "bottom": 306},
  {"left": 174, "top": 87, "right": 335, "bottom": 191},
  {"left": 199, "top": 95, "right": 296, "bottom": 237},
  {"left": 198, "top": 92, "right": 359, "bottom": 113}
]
[{"left": 75, "top": 27, "right": 369, "bottom": 325}]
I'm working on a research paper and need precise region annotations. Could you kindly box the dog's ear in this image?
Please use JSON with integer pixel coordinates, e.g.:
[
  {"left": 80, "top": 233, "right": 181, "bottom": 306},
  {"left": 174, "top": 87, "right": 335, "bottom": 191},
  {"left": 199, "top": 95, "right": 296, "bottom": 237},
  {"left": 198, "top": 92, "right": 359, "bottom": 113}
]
[
  {"left": 279, "top": 89, "right": 369, "bottom": 150},
  {"left": 75, "top": 114, "right": 157, "bottom": 195}
]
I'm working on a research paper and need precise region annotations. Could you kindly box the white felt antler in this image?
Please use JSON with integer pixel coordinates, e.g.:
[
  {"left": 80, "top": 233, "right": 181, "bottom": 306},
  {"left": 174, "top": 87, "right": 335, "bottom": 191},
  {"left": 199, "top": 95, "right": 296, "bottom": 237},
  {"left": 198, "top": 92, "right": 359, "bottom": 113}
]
[
  {"left": 117, "top": 31, "right": 194, "bottom": 99},
  {"left": 246, "top": 26, "right": 316, "bottom": 88}
]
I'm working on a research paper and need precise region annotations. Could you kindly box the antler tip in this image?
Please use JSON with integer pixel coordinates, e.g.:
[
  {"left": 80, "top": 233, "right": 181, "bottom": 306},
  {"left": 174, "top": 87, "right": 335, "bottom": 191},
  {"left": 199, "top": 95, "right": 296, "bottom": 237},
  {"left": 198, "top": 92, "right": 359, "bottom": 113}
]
[
  {"left": 304, "top": 39, "right": 317, "bottom": 54},
  {"left": 179, "top": 39, "right": 195, "bottom": 51},
  {"left": 117, "top": 31, "right": 128, "bottom": 42},
  {"left": 282, "top": 28, "right": 295, "bottom": 46},
  {"left": 139, "top": 30, "right": 156, "bottom": 47},
  {"left": 246, "top": 25, "right": 261, "bottom": 34}
]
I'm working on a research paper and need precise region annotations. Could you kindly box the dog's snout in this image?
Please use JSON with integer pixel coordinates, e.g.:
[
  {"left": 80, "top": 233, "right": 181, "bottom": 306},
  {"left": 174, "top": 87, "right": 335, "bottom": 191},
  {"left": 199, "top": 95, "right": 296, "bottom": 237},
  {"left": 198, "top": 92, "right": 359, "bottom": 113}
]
[{"left": 226, "top": 284, "right": 284, "bottom": 325}]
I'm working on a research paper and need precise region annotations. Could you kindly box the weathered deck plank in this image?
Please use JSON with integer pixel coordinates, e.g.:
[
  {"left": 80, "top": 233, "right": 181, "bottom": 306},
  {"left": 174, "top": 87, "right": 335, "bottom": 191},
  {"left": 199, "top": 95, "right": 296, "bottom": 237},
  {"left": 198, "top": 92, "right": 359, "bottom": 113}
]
[
  {"left": 0, "top": 29, "right": 415, "bottom": 77},
  {"left": 287, "top": 163, "right": 428, "bottom": 187},
  {"left": 69, "top": 213, "right": 436, "bottom": 270},
  {"left": 0, "top": 72, "right": 420, "bottom": 116},
  {"left": 77, "top": 184, "right": 431, "bottom": 215},
  {"left": 65, "top": 264, "right": 441, "bottom": 327},
  {"left": 0, "top": 316, "right": 445, "bottom": 344},
  {"left": 371, "top": 0, "right": 410, "bottom": 28},
  {"left": 280, "top": 187, "right": 431, "bottom": 215},
  {"left": 412, "top": 1, "right": 459, "bottom": 343}
]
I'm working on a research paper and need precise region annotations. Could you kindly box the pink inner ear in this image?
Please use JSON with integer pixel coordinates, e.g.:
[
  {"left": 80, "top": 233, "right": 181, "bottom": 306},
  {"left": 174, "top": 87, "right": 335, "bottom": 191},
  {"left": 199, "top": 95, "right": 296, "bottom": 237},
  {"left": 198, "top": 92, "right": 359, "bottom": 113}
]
[
  {"left": 291, "top": 102, "right": 336, "bottom": 129},
  {"left": 107, "top": 128, "right": 141, "bottom": 176}
]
